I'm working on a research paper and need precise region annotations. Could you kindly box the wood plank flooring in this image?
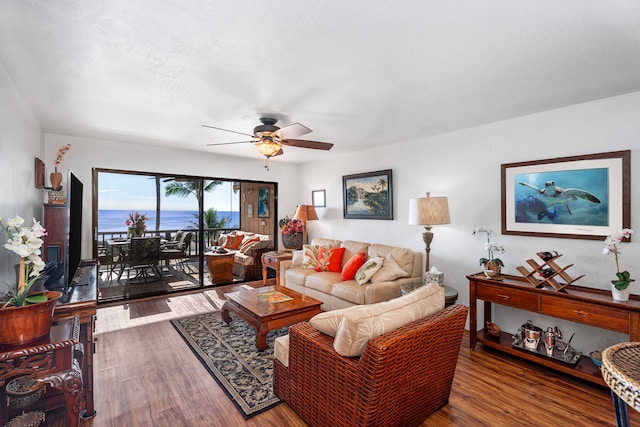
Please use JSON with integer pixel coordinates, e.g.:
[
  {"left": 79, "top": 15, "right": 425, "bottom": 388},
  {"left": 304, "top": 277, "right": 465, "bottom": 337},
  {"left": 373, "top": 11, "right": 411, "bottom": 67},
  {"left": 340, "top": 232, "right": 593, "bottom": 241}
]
[{"left": 43, "top": 282, "right": 637, "bottom": 426}]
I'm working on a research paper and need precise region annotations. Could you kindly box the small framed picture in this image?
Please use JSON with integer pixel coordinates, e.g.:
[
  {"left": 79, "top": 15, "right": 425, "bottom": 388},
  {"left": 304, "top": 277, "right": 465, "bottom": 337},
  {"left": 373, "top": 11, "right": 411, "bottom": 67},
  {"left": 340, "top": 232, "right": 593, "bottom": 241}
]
[
  {"left": 247, "top": 203, "right": 254, "bottom": 218},
  {"left": 312, "top": 189, "right": 326, "bottom": 207},
  {"left": 258, "top": 187, "right": 270, "bottom": 218}
]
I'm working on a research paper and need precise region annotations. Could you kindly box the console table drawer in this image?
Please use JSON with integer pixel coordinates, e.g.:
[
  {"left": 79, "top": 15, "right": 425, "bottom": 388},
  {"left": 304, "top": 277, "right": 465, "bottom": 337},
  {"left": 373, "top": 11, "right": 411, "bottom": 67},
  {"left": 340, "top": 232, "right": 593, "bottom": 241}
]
[
  {"left": 476, "top": 284, "right": 538, "bottom": 311},
  {"left": 542, "top": 298, "right": 629, "bottom": 333}
]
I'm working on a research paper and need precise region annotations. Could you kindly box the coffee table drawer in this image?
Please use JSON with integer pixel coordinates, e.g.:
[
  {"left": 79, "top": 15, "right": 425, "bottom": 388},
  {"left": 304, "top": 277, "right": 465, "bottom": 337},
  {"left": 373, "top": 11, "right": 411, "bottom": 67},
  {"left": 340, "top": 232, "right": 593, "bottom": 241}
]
[
  {"left": 542, "top": 297, "right": 629, "bottom": 333},
  {"left": 476, "top": 284, "right": 538, "bottom": 311}
]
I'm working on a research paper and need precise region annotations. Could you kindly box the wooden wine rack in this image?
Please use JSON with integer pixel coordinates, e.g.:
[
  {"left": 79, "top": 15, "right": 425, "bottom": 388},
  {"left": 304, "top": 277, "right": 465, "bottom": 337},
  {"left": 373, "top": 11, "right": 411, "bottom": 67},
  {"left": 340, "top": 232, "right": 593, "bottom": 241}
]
[{"left": 516, "top": 252, "right": 584, "bottom": 291}]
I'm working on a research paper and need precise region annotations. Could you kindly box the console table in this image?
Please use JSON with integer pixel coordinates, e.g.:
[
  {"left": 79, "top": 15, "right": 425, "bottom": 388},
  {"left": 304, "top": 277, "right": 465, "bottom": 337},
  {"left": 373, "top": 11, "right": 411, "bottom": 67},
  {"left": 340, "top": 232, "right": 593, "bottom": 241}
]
[
  {"left": 53, "top": 260, "right": 98, "bottom": 419},
  {"left": 0, "top": 317, "right": 83, "bottom": 427},
  {"left": 468, "top": 273, "right": 640, "bottom": 386}
]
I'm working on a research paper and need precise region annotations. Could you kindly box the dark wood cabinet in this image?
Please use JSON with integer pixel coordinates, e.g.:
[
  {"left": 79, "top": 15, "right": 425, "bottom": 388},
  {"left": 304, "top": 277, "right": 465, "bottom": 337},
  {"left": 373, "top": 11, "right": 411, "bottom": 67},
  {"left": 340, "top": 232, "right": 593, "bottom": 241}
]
[
  {"left": 468, "top": 273, "right": 640, "bottom": 386},
  {"left": 43, "top": 203, "right": 66, "bottom": 263}
]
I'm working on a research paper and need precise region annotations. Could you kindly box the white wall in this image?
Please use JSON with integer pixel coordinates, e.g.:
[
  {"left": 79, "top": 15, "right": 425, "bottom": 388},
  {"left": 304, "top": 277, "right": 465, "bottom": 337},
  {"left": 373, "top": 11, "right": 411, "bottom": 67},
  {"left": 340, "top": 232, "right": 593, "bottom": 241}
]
[
  {"left": 298, "top": 91, "right": 640, "bottom": 353},
  {"left": 43, "top": 133, "right": 303, "bottom": 259},
  {"left": 0, "top": 62, "right": 44, "bottom": 288}
]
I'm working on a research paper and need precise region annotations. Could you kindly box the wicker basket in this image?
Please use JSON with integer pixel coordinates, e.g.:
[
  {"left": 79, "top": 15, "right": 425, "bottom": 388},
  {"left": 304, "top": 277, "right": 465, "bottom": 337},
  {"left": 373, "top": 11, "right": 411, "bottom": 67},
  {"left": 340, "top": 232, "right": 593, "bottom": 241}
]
[{"left": 282, "top": 233, "right": 303, "bottom": 250}]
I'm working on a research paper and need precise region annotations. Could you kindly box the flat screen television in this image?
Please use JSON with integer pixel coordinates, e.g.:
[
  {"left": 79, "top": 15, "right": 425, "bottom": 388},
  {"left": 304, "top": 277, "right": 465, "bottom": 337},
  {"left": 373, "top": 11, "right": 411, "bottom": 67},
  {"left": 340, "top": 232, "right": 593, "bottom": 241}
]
[{"left": 65, "top": 170, "right": 83, "bottom": 288}]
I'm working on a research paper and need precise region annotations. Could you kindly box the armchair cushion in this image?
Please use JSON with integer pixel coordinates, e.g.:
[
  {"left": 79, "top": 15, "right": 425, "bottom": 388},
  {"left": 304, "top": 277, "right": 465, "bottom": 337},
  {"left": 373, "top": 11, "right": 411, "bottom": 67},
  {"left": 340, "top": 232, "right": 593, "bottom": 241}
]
[{"left": 333, "top": 284, "right": 444, "bottom": 356}]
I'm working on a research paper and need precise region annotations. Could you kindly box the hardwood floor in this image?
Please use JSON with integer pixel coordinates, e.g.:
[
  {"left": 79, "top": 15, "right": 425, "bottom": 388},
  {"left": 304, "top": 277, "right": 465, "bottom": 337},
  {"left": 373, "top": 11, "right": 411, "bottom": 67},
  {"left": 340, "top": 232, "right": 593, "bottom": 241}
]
[{"left": 45, "top": 283, "right": 637, "bottom": 426}]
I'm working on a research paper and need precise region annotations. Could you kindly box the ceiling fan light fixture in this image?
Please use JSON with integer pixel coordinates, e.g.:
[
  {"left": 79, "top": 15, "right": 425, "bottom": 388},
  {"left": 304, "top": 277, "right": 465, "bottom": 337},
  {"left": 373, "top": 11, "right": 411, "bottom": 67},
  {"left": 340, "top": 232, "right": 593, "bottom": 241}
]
[{"left": 255, "top": 140, "right": 282, "bottom": 158}]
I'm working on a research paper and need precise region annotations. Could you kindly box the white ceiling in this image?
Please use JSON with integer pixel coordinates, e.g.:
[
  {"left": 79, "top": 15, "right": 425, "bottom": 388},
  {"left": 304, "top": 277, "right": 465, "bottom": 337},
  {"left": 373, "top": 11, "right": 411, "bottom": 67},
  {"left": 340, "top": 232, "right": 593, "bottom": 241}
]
[{"left": 1, "top": 0, "right": 640, "bottom": 163}]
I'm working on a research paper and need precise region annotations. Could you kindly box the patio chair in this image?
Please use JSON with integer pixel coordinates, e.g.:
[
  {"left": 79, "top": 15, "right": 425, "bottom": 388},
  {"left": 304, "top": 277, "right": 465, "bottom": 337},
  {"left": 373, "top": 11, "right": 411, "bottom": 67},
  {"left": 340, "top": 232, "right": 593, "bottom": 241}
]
[
  {"left": 119, "top": 236, "right": 162, "bottom": 282},
  {"left": 160, "top": 231, "right": 193, "bottom": 273}
]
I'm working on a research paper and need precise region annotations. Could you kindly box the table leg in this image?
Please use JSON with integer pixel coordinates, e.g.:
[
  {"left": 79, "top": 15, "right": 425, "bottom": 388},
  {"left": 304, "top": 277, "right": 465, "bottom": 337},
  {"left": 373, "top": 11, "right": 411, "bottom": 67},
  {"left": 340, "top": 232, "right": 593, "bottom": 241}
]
[
  {"left": 611, "top": 391, "right": 630, "bottom": 427},
  {"left": 221, "top": 305, "right": 232, "bottom": 324},
  {"left": 262, "top": 264, "right": 268, "bottom": 285},
  {"left": 256, "top": 323, "right": 269, "bottom": 351}
]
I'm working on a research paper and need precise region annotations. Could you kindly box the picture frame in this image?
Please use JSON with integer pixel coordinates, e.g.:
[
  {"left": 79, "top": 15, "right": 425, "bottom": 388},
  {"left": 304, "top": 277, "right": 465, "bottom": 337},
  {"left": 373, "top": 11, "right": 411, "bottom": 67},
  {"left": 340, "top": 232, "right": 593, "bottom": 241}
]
[
  {"left": 247, "top": 203, "right": 253, "bottom": 218},
  {"left": 257, "top": 187, "right": 270, "bottom": 218},
  {"left": 312, "top": 189, "right": 326, "bottom": 207},
  {"left": 34, "top": 157, "right": 45, "bottom": 189},
  {"left": 501, "top": 150, "right": 630, "bottom": 240},
  {"left": 343, "top": 169, "right": 393, "bottom": 220}
]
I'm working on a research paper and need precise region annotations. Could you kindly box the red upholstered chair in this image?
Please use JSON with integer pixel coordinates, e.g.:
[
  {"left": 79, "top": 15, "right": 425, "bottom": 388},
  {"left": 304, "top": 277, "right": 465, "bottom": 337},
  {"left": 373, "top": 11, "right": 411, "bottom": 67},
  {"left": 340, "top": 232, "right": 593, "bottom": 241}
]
[{"left": 273, "top": 304, "right": 468, "bottom": 427}]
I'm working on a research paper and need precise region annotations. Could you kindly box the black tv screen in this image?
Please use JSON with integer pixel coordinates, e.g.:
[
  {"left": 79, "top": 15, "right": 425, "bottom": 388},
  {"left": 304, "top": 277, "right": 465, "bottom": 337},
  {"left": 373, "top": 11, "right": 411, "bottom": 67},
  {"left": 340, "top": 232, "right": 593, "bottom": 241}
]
[{"left": 65, "top": 170, "right": 83, "bottom": 287}]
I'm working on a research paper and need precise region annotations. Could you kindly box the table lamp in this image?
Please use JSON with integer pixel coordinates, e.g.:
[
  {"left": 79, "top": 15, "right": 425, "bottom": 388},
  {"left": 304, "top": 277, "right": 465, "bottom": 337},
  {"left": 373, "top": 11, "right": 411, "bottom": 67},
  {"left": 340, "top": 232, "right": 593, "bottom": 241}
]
[
  {"left": 293, "top": 204, "right": 319, "bottom": 244},
  {"left": 408, "top": 192, "right": 450, "bottom": 272}
]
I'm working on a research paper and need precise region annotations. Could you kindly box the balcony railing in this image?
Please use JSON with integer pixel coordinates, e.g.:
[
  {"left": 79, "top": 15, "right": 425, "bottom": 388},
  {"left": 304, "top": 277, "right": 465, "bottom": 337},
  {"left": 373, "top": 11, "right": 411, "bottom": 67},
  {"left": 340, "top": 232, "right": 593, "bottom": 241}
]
[{"left": 96, "top": 227, "right": 239, "bottom": 257}]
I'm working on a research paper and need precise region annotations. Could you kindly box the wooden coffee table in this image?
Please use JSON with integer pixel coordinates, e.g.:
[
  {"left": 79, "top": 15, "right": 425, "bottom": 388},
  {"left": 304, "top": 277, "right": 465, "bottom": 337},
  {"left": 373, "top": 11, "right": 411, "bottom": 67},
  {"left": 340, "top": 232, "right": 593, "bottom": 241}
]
[{"left": 221, "top": 285, "right": 322, "bottom": 351}]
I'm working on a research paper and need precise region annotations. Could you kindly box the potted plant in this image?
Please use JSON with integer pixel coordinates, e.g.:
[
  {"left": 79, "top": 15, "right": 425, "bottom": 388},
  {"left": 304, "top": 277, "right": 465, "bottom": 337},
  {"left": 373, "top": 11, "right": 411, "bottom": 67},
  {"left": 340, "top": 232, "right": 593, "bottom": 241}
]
[
  {"left": 279, "top": 216, "right": 304, "bottom": 250},
  {"left": 472, "top": 227, "right": 505, "bottom": 277},
  {"left": 603, "top": 228, "right": 634, "bottom": 301},
  {"left": 126, "top": 211, "right": 148, "bottom": 237},
  {"left": 0, "top": 216, "right": 62, "bottom": 345}
]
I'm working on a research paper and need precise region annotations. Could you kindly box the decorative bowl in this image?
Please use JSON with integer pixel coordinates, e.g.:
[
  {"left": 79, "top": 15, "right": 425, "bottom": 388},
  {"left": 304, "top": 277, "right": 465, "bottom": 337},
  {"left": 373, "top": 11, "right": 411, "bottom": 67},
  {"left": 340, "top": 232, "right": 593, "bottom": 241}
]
[
  {"left": 485, "top": 321, "right": 502, "bottom": 337},
  {"left": 589, "top": 351, "right": 602, "bottom": 368}
]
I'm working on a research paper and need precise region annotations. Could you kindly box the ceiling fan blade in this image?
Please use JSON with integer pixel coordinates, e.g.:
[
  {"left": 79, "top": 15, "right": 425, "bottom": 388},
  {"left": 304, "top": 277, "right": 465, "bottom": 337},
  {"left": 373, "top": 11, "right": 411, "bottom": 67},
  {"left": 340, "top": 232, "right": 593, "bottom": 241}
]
[
  {"left": 280, "top": 139, "right": 333, "bottom": 150},
  {"left": 206, "top": 140, "right": 256, "bottom": 146},
  {"left": 202, "top": 124, "right": 255, "bottom": 139},
  {"left": 272, "top": 123, "right": 312, "bottom": 141}
]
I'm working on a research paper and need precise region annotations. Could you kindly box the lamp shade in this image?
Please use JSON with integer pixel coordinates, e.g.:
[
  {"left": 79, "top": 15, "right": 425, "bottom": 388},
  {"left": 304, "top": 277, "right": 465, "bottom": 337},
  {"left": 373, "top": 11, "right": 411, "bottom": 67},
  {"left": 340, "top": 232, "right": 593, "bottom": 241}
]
[
  {"left": 293, "top": 204, "right": 319, "bottom": 222},
  {"left": 408, "top": 193, "right": 450, "bottom": 226}
]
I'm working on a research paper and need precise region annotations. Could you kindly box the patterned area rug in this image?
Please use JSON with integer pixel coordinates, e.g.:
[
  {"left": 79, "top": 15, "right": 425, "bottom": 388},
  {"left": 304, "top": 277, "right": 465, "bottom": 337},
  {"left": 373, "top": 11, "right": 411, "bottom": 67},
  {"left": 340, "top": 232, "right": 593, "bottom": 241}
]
[{"left": 171, "top": 311, "right": 288, "bottom": 418}]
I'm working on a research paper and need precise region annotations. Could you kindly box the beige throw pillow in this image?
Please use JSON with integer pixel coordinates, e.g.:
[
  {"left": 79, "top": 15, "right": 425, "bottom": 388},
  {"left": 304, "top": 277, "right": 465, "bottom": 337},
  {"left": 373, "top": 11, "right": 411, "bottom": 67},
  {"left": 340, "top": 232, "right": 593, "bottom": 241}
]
[
  {"left": 371, "top": 253, "right": 409, "bottom": 283},
  {"left": 301, "top": 244, "right": 319, "bottom": 269},
  {"left": 354, "top": 256, "right": 384, "bottom": 285},
  {"left": 332, "top": 284, "right": 445, "bottom": 357}
]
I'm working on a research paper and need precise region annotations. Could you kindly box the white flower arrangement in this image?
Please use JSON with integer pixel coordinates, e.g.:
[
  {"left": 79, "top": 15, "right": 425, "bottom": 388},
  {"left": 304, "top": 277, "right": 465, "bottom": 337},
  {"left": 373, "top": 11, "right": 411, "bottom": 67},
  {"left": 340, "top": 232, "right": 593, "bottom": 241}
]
[
  {"left": 603, "top": 228, "right": 634, "bottom": 290},
  {"left": 1, "top": 216, "right": 47, "bottom": 307},
  {"left": 472, "top": 227, "right": 505, "bottom": 267}
]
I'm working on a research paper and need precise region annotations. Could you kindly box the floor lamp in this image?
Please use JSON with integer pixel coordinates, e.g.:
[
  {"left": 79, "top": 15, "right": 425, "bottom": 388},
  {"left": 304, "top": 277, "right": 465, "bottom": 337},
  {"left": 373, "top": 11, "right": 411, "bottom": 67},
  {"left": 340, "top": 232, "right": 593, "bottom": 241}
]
[
  {"left": 408, "top": 192, "right": 450, "bottom": 272},
  {"left": 293, "top": 204, "right": 319, "bottom": 244}
]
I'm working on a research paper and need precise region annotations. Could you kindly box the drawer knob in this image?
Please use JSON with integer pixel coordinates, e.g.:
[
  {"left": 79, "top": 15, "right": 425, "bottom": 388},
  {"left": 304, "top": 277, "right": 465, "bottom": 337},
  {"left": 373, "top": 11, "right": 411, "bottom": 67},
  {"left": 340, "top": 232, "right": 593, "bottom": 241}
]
[
  {"left": 498, "top": 294, "right": 511, "bottom": 300},
  {"left": 573, "top": 309, "right": 590, "bottom": 317}
]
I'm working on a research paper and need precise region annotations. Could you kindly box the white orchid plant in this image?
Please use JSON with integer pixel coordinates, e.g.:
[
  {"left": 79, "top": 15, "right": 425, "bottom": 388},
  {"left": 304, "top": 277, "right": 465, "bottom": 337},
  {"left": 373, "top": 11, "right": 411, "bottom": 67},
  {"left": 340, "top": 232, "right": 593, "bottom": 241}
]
[
  {"left": 472, "top": 227, "right": 505, "bottom": 267},
  {"left": 603, "top": 228, "right": 635, "bottom": 290},
  {"left": 0, "top": 216, "right": 47, "bottom": 307}
]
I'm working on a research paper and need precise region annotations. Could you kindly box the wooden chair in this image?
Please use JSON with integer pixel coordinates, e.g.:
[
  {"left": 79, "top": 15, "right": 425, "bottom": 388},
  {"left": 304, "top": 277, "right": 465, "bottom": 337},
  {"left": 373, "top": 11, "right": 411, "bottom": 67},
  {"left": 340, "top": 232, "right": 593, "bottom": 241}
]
[
  {"left": 274, "top": 304, "right": 469, "bottom": 427},
  {"left": 119, "top": 237, "right": 162, "bottom": 282}
]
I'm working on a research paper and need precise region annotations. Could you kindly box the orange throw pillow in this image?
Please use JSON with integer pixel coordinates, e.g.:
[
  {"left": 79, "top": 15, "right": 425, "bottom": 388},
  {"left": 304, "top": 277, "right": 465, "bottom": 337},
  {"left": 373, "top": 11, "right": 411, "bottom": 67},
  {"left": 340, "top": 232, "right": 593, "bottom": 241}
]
[
  {"left": 223, "top": 234, "right": 244, "bottom": 249},
  {"left": 341, "top": 252, "right": 366, "bottom": 280},
  {"left": 315, "top": 247, "right": 346, "bottom": 272}
]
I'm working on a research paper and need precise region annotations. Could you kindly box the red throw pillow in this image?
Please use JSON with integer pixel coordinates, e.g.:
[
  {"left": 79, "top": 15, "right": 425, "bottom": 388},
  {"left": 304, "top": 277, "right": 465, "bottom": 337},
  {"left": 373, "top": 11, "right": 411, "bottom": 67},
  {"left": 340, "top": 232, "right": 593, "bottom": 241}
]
[
  {"left": 223, "top": 234, "right": 244, "bottom": 249},
  {"left": 315, "top": 247, "right": 346, "bottom": 272},
  {"left": 240, "top": 236, "right": 260, "bottom": 253},
  {"left": 341, "top": 252, "right": 366, "bottom": 280}
]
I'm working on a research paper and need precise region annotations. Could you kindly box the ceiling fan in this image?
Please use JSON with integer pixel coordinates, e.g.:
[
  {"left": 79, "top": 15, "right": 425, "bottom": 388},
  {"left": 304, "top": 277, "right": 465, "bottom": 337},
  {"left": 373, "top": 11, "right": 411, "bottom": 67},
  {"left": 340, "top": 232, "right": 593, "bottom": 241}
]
[{"left": 203, "top": 117, "right": 334, "bottom": 161}]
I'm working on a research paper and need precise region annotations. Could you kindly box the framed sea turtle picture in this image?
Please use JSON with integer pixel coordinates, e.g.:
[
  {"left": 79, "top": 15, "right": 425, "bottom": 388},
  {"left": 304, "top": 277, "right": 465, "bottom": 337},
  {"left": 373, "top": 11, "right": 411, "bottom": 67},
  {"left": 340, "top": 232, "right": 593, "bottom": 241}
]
[{"left": 501, "top": 150, "right": 630, "bottom": 240}]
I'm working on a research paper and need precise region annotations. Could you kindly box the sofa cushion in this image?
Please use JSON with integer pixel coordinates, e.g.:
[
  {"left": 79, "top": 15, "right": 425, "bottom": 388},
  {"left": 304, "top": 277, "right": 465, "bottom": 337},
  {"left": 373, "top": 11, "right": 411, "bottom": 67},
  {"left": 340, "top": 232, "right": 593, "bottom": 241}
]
[
  {"left": 274, "top": 334, "right": 290, "bottom": 367},
  {"left": 332, "top": 280, "right": 366, "bottom": 305},
  {"left": 311, "top": 237, "right": 342, "bottom": 249},
  {"left": 340, "top": 241, "right": 370, "bottom": 269},
  {"left": 332, "top": 284, "right": 445, "bottom": 357},
  {"left": 291, "top": 249, "right": 304, "bottom": 267},
  {"left": 341, "top": 252, "right": 366, "bottom": 281},
  {"left": 354, "top": 256, "right": 384, "bottom": 285},
  {"left": 301, "top": 244, "right": 319, "bottom": 269},
  {"left": 224, "top": 234, "right": 244, "bottom": 249},
  {"left": 306, "top": 271, "right": 343, "bottom": 294},
  {"left": 371, "top": 253, "right": 409, "bottom": 283},
  {"left": 239, "top": 236, "right": 261, "bottom": 253},
  {"left": 315, "top": 247, "right": 346, "bottom": 272},
  {"left": 285, "top": 267, "right": 317, "bottom": 288},
  {"left": 368, "top": 244, "right": 415, "bottom": 277}
]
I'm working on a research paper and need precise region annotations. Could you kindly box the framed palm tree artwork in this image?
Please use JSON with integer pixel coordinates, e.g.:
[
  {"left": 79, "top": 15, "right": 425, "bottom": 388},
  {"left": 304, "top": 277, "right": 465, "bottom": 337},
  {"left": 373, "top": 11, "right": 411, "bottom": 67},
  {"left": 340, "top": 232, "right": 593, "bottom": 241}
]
[{"left": 343, "top": 169, "right": 393, "bottom": 220}]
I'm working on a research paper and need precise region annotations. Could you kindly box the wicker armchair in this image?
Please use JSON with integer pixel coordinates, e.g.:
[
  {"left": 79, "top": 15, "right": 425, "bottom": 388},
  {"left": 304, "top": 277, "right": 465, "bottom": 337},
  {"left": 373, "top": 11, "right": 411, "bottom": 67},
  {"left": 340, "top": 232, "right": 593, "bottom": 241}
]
[{"left": 273, "top": 304, "right": 468, "bottom": 427}]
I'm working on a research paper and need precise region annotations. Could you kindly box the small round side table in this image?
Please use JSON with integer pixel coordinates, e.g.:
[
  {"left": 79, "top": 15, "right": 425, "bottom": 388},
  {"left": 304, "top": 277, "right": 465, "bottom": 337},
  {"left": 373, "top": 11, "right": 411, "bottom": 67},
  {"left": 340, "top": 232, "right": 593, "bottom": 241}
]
[
  {"left": 601, "top": 342, "right": 640, "bottom": 427},
  {"left": 400, "top": 283, "right": 458, "bottom": 307}
]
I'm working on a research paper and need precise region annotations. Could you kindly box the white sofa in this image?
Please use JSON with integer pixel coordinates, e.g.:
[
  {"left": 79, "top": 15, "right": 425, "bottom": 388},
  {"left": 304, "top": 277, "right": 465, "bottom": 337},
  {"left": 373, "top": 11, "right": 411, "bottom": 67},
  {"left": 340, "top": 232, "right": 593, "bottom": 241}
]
[
  {"left": 280, "top": 237, "right": 422, "bottom": 311},
  {"left": 217, "top": 231, "right": 273, "bottom": 280}
]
